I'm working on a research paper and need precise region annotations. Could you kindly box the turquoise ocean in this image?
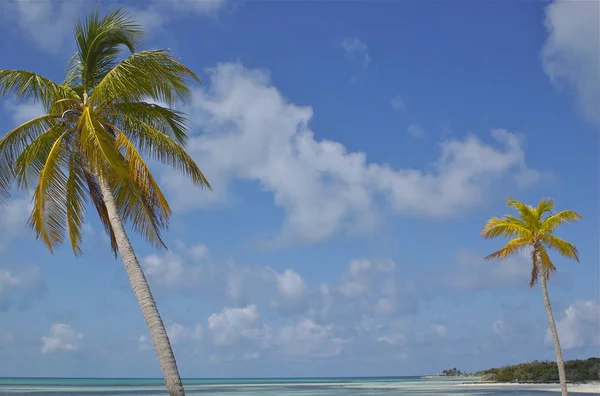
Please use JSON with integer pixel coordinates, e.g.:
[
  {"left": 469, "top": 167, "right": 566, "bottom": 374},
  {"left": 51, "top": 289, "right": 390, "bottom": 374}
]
[{"left": 0, "top": 377, "right": 597, "bottom": 396}]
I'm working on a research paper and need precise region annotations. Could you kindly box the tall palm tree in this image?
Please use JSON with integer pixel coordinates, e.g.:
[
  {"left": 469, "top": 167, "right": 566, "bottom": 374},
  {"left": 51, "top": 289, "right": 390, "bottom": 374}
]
[
  {"left": 0, "top": 8, "right": 209, "bottom": 396},
  {"left": 481, "top": 198, "right": 582, "bottom": 396}
]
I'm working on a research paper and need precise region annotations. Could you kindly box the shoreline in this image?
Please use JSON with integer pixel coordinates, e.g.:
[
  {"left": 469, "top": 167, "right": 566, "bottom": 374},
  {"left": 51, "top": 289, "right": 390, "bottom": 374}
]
[
  {"left": 420, "top": 375, "right": 479, "bottom": 380},
  {"left": 458, "top": 381, "right": 600, "bottom": 394}
]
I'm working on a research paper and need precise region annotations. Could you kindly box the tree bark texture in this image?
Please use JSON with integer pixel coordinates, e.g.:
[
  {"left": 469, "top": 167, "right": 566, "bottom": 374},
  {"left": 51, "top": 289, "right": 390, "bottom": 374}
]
[
  {"left": 99, "top": 178, "right": 185, "bottom": 396},
  {"left": 540, "top": 263, "right": 568, "bottom": 396}
]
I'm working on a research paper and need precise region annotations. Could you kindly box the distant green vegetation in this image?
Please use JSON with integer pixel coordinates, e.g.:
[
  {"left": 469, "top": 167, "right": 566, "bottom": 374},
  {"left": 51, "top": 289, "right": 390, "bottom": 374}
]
[
  {"left": 441, "top": 368, "right": 470, "bottom": 377},
  {"left": 476, "top": 358, "right": 600, "bottom": 383}
]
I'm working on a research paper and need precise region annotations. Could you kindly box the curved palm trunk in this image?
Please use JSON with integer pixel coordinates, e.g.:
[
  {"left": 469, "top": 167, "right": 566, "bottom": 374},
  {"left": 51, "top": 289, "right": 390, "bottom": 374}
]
[
  {"left": 540, "top": 268, "right": 568, "bottom": 396},
  {"left": 99, "top": 179, "right": 185, "bottom": 396}
]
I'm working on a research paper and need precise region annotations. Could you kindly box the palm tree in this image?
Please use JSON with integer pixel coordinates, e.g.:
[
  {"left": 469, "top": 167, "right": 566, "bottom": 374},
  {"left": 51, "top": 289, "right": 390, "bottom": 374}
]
[
  {"left": 481, "top": 198, "right": 582, "bottom": 396},
  {"left": 0, "top": 8, "right": 209, "bottom": 396}
]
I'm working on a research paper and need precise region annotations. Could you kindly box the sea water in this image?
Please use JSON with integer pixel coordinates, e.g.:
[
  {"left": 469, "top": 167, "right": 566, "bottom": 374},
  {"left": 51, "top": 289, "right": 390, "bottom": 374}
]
[{"left": 0, "top": 377, "right": 596, "bottom": 395}]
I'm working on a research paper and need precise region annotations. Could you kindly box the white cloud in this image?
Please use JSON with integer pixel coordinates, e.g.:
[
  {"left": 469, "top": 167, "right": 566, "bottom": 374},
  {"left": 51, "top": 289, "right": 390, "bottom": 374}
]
[
  {"left": 407, "top": 123, "right": 425, "bottom": 138},
  {"left": 391, "top": 96, "right": 405, "bottom": 111},
  {"left": 338, "top": 259, "right": 392, "bottom": 298},
  {"left": 225, "top": 265, "right": 273, "bottom": 303},
  {"left": 131, "top": 0, "right": 229, "bottom": 31},
  {"left": 188, "top": 243, "right": 209, "bottom": 260},
  {"left": 275, "top": 269, "right": 308, "bottom": 300},
  {"left": 141, "top": 247, "right": 204, "bottom": 288},
  {"left": 205, "top": 305, "right": 347, "bottom": 359},
  {"left": 542, "top": 0, "right": 600, "bottom": 125},
  {"left": 330, "top": 258, "right": 416, "bottom": 318},
  {"left": 167, "top": 322, "right": 204, "bottom": 344},
  {"left": 341, "top": 37, "right": 371, "bottom": 68},
  {"left": 1, "top": 0, "right": 229, "bottom": 53},
  {"left": 1, "top": 0, "right": 85, "bottom": 53},
  {"left": 3, "top": 100, "right": 46, "bottom": 126},
  {"left": 437, "top": 249, "right": 531, "bottom": 291},
  {"left": 548, "top": 300, "right": 600, "bottom": 350},
  {"left": 166, "top": 63, "right": 540, "bottom": 246},
  {"left": 0, "top": 197, "right": 31, "bottom": 252},
  {"left": 208, "top": 305, "right": 261, "bottom": 346},
  {"left": 41, "top": 323, "right": 83, "bottom": 354},
  {"left": 219, "top": 256, "right": 416, "bottom": 320},
  {"left": 270, "top": 318, "right": 346, "bottom": 358},
  {"left": 137, "top": 335, "right": 152, "bottom": 351},
  {"left": 0, "top": 266, "right": 45, "bottom": 311},
  {"left": 223, "top": 265, "right": 313, "bottom": 315}
]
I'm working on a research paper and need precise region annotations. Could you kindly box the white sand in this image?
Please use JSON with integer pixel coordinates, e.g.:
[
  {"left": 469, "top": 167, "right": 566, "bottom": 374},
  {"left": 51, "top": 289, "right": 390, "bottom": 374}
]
[{"left": 459, "top": 381, "right": 600, "bottom": 394}]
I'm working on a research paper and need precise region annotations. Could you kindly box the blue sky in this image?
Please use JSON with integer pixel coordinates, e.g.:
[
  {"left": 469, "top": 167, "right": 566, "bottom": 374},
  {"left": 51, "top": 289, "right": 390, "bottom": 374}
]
[{"left": 0, "top": 0, "right": 599, "bottom": 379}]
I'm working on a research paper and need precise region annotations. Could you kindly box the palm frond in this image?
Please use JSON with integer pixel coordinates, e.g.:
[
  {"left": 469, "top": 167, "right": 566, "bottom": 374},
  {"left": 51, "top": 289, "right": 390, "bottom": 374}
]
[
  {"left": 538, "top": 247, "right": 556, "bottom": 279},
  {"left": 0, "top": 114, "right": 59, "bottom": 195},
  {"left": 108, "top": 101, "right": 189, "bottom": 144},
  {"left": 114, "top": 129, "right": 171, "bottom": 220},
  {"left": 507, "top": 197, "right": 539, "bottom": 230},
  {"left": 0, "top": 70, "right": 79, "bottom": 110},
  {"left": 29, "top": 131, "right": 71, "bottom": 252},
  {"left": 110, "top": 118, "right": 210, "bottom": 189},
  {"left": 541, "top": 210, "right": 583, "bottom": 234},
  {"left": 535, "top": 198, "right": 555, "bottom": 220},
  {"left": 90, "top": 50, "right": 200, "bottom": 107},
  {"left": 13, "top": 124, "right": 66, "bottom": 190},
  {"left": 78, "top": 107, "right": 126, "bottom": 177},
  {"left": 84, "top": 170, "right": 118, "bottom": 255},
  {"left": 111, "top": 176, "right": 167, "bottom": 250},
  {"left": 484, "top": 237, "right": 531, "bottom": 260},
  {"left": 74, "top": 7, "right": 144, "bottom": 93},
  {"left": 528, "top": 247, "right": 556, "bottom": 287},
  {"left": 529, "top": 247, "right": 539, "bottom": 287},
  {"left": 481, "top": 217, "right": 531, "bottom": 239},
  {"left": 65, "top": 152, "right": 88, "bottom": 255},
  {"left": 541, "top": 234, "right": 580, "bottom": 262}
]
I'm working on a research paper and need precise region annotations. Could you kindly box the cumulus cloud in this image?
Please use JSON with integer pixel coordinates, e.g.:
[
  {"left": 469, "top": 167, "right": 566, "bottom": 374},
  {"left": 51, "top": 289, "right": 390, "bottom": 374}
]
[
  {"left": 1, "top": 0, "right": 229, "bottom": 53},
  {"left": 223, "top": 257, "right": 417, "bottom": 320},
  {"left": 206, "top": 305, "right": 347, "bottom": 359},
  {"left": 275, "top": 269, "right": 309, "bottom": 300},
  {"left": 208, "top": 305, "right": 261, "bottom": 346},
  {"left": 435, "top": 249, "right": 531, "bottom": 291},
  {"left": 41, "top": 323, "right": 83, "bottom": 354},
  {"left": 165, "top": 63, "right": 540, "bottom": 246},
  {"left": 169, "top": 322, "right": 203, "bottom": 343},
  {"left": 132, "top": 253, "right": 426, "bottom": 362},
  {"left": 340, "top": 37, "right": 371, "bottom": 68},
  {"left": 542, "top": 0, "right": 600, "bottom": 125},
  {"left": 0, "top": 266, "right": 45, "bottom": 311},
  {"left": 548, "top": 300, "right": 600, "bottom": 350},
  {"left": 270, "top": 318, "right": 347, "bottom": 358},
  {"left": 356, "top": 316, "right": 447, "bottom": 356},
  {"left": 141, "top": 243, "right": 207, "bottom": 288}
]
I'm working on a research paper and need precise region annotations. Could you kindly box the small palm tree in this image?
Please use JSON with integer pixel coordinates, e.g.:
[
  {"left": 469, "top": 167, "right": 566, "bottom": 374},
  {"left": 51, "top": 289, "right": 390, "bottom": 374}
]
[
  {"left": 0, "top": 8, "right": 210, "bottom": 396},
  {"left": 481, "top": 198, "right": 583, "bottom": 396}
]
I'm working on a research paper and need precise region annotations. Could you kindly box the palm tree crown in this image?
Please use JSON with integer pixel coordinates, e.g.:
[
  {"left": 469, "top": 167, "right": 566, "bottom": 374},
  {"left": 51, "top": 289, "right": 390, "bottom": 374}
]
[
  {"left": 481, "top": 198, "right": 583, "bottom": 286},
  {"left": 0, "top": 8, "right": 210, "bottom": 255}
]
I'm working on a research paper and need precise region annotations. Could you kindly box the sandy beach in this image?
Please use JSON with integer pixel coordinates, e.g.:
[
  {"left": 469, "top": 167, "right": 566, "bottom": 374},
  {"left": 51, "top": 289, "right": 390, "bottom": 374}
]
[{"left": 459, "top": 381, "right": 600, "bottom": 394}]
